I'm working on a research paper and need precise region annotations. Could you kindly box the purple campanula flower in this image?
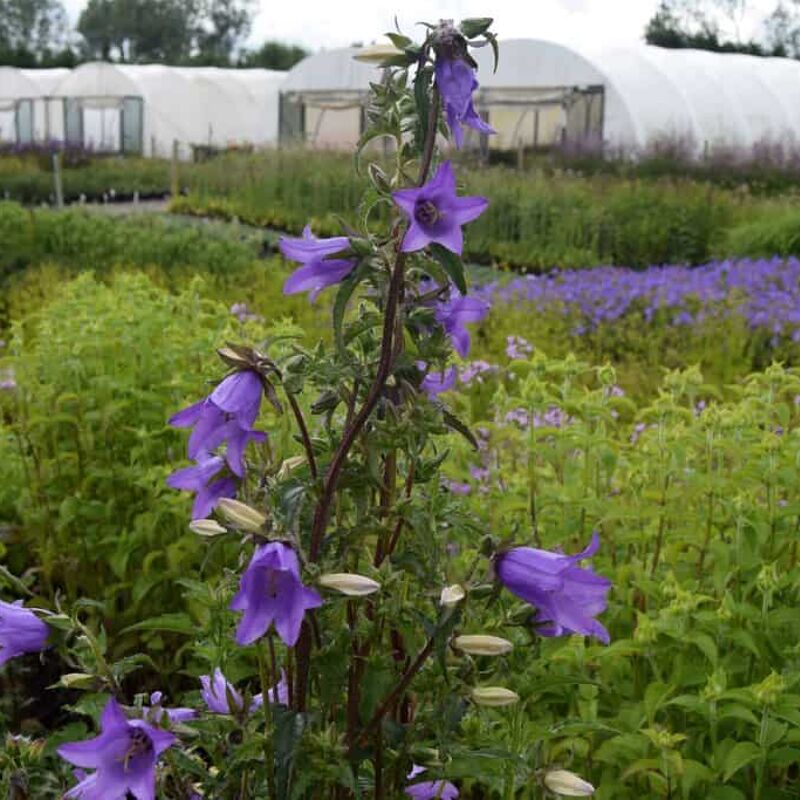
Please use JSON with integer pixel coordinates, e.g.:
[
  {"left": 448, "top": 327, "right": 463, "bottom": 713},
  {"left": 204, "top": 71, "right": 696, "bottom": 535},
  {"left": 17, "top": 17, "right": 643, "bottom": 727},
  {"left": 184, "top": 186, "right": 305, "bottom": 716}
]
[
  {"left": 405, "top": 765, "right": 459, "bottom": 800},
  {"left": 434, "top": 293, "right": 490, "bottom": 358},
  {"left": 143, "top": 692, "right": 196, "bottom": 726},
  {"left": 58, "top": 697, "right": 176, "bottom": 800},
  {"left": 0, "top": 600, "right": 49, "bottom": 665},
  {"left": 495, "top": 532, "right": 611, "bottom": 643},
  {"left": 166, "top": 456, "right": 237, "bottom": 519},
  {"left": 280, "top": 225, "right": 356, "bottom": 301},
  {"left": 200, "top": 668, "right": 263, "bottom": 715},
  {"left": 435, "top": 56, "right": 495, "bottom": 148},
  {"left": 392, "top": 162, "right": 488, "bottom": 255},
  {"left": 231, "top": 542, "right": 322, "bottom": 648},
  {"left": 169, "top": 369, "right": 266, "bottom": 474},
  {"left": 417, "top": 362, "right": 458, "bottom": 397}
]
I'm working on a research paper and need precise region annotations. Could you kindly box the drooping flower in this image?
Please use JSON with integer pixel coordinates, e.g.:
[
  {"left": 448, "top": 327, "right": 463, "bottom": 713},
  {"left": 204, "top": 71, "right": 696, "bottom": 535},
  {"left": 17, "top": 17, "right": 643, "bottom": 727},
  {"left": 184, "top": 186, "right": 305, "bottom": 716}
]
[
  {"left": 0, "top": 600, "right": 49, "bottom": 665},
  {"left": 201, "top": 667, "right": 259, "bottom": 715},
  {"left": 169, "top": 369, "right": 266, "bottom": 472},
  {"left": 231, "top": 542, "right": 323, "bottom": 648},
  {"left": 58, "top": 697, "right": 176, "bottom": 800},
  {"left": 405, "top": 765, "right": 459, "bottom": 800},
  {"left": 142, "top": 692, "right": 197, "bottom": 725},
  {"left": 392, "top": 162, "right": 488, "bottom": 255},
  {"left": 280, "top": 225, "right": 356, "bottom": 301},
  {"left": 166, "top": 456, "right": 237, "bottom": 519},
  {"left": 495, "top": 532, "right": 611, "bottom": 643},
  {"left": 434, "top": 293, "right": 490, "bottom": 358},
  {"left": 435, "top": 56, "right": 495, "bottom": 148},
  {"left": 417, "top": 362, "right": 458, "bottom": 397}
]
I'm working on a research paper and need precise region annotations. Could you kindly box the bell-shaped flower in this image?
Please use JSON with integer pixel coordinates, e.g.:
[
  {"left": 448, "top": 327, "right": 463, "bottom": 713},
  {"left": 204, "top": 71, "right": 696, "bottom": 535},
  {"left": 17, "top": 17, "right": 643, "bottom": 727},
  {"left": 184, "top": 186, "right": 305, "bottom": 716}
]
[
  {"left": 168, "top": 369, "right": 266, "bottom": 476},
  {"left": 417, "top": 362, "right": 458, "bottom": 397},
  {"left": 142, "top": 692, "right": 197, "bottom": 725},
  {"left": 434, "top": 293, "right": 490, "bottom": 358},
  {"left": 200, "top": 667, "right": 261, "bottom": 715},
  {"left": 405, "top": 765, "right": 459, "bottom": 800},
  {"left": 280, "top": 225, "right": 356, "bottom": 301},
  {"left": 58, "top": 697, "right": 176, "bottom": 800},
  {"left": 435, "top": 56, "right": 495, "bottom": 148},
  {"left": 166, "top": 456, "right": 236, "bottom": 519},
  {"left": 0, "top": 600, "right": 49, "bottom": 666},
  {"left": 231, "top": 542, "right": 323, "bottom": 648},
  {"left": 392, "top": 162, "right": 488, "bottom": 255},
  {"left": 495, "top": 532, "right": 611, "bottom": 643}
]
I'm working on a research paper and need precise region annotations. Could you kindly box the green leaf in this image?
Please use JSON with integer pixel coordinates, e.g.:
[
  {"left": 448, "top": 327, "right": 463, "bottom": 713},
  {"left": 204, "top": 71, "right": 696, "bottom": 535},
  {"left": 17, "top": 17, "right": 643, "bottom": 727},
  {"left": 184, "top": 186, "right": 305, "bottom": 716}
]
[
  {"left": 460, "top": 17, "right": 493, "bottom": 38},
  {"left": 121, "top": 613, "right": 196, "bottom": 636},
  {"left": 722, "top": 741, "right": 761, "bottom": 781},
  {"left": 486, "top": 32, "right": 499, "bottom": 72},
  {"left": 429, "top": 243, "right": 467, "bottom": 295},
  {"left": 333, "top": 264, "right": 365, "bottom": 352},
  {"left": 385, "top": 32, "right": 413, "bottom": 49},
  {"left": 442, "top": 408, "right": 479, "bottom": 450}
]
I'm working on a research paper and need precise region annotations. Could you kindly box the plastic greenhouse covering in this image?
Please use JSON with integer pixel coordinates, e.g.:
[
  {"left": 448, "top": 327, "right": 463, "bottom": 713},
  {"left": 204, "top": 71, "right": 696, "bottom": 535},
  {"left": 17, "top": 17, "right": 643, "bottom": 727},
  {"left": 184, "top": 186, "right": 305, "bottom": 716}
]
[{"left": 280, "top": 39, "right": 800, "bottom": 153}]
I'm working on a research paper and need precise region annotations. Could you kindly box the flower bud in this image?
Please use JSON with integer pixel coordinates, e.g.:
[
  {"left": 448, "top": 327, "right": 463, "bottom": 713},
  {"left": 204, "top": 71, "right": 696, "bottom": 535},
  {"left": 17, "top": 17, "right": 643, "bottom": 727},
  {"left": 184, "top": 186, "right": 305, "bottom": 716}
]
[
  {"left": 543, "top": 769, "right": 595, "bottom": 796},
  {"left": 277, "top": 456, "right": 306, "bottom": 480},
  {"left": 217, "top": 499, "right": 266, "bottom": 532},
  {"left": 189, "top": 518, "right": 227, "bottom": 537},
  {"left": 453, "top": 635, "right": 513, "bottom": 656},
  {"left": 439, "top": 584, "right": 465, "bottom": 607},
  {"left": 470, "top": 686, "right": 519, "bottom": 707},
  {"left": 353, "top": 43, "right": 402, "bottom": 63},
  {"left": 318, "top": 573, "right": 380, "bottom": 597}
]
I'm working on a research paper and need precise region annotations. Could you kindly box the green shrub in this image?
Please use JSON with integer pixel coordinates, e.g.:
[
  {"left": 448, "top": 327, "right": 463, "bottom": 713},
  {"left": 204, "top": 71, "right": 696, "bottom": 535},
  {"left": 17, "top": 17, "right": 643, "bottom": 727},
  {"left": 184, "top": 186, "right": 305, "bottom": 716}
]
[
  {"left": 719, "top": 204, "right": 800, "bottom": 258},
  {"left": 0, "top": 273, "right": 301, "bottom": 674}
]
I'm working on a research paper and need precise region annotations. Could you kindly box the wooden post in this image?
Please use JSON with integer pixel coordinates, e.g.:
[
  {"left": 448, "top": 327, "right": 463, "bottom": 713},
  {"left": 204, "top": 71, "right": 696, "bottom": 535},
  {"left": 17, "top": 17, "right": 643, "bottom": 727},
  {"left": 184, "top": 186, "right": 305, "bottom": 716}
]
[
  {"left": 52, "top": 151, "right": 64, "bottom": 210},
  {"left": 151, "top": 135, "right": 157, "bottom": 158},
  {"left": 170, "top": 139, "right": 179, "bottom": 197},
  {"left": 516, "top": 138, "right": 524, "bottom": 172}
]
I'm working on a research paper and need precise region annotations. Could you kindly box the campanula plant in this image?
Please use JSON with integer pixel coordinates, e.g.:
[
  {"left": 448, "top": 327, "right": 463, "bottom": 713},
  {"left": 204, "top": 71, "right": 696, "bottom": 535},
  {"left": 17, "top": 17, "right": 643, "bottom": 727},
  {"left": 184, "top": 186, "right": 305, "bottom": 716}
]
[{"left": 0, "top": 17, "right": 608, "bottom": 800}]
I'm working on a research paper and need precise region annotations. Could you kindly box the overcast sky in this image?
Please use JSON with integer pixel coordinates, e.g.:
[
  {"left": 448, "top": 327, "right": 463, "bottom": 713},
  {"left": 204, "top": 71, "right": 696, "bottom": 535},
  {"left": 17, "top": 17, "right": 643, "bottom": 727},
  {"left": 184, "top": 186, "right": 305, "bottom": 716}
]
[{"left": 59, "top": 0, "right": 780, "bottom": 51}]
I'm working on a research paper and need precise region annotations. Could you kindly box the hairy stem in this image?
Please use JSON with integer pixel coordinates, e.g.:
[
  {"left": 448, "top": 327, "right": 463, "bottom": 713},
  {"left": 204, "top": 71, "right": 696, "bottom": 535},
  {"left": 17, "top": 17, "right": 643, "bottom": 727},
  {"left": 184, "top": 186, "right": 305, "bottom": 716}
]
[{"left": 286, "top": 392, "right": 318, "bottom": 480}]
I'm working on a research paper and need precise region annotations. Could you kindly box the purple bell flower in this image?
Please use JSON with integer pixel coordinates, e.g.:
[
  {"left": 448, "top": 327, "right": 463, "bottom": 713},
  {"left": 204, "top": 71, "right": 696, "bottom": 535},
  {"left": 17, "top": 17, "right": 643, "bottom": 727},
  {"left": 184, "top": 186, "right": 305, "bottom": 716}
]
[
  {"left": 166, "top": 456, "right": 237, "bottom": 519},
  {"left": 280, "top": 225, "right": 356, "bottom": 301},
  {"left": 434, "top": 293, "right": 490, "bottom": 358},
  {"left": 392, "top": 162, "right": 488, "bottom": 255},
  {"left": 435, "top": 57, "right": 495, "bottom": 148},
  {"left": 58, "top": 697, "right": 176, "bottom": 800},
  {"left": 231, "top": 542, "right": 323, "bottom": 648},
  {"left": 143, "top": 692, "right": 197, "bottom": 725},
  {"left": 417, "top": 362, "right": 458, "bottom": 397},
  {"left": 495, "top": 532, "right": 611, "bottom": 643},
  {"left": 405, "top": 765, "right": 459, "bottom": 800},
  {"left": 0, "top": 600, "right": 49, "bottom": 665},
  {"left": 200, "top": 667, "right": 263, "bottom": 715}
]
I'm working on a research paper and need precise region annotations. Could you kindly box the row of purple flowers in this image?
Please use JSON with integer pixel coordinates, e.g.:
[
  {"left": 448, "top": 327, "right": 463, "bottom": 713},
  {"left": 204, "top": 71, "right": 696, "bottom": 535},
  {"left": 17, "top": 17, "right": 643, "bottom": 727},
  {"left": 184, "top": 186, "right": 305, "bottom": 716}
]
[{"left": 474, "top": 256, "right": 800, "bottom": 341}]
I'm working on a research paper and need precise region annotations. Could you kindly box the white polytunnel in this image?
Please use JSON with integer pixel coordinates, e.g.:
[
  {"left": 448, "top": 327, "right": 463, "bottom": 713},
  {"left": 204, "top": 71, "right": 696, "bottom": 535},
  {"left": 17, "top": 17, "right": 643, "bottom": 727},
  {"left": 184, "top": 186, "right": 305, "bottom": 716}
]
[
  {"left": 0, "top": 63, "right": 287, "bottom": 157},
  {"left": 281, "top": 39, "right": 800, "bottom": 153},
  {"left": 0, "top": 67, "right": 70, "bottom": 145}
]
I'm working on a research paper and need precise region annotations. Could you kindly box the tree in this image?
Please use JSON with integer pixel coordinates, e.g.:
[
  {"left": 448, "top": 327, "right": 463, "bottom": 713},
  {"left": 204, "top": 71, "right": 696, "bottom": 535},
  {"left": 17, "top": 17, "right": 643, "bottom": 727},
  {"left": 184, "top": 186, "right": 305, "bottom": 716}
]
[
  {"left": 239, "top": 40, "right": 308, "bottom": 70},
  {"left": 194, "top": 0, "right": 254, "bottom": 64},
  {"left": 644, "top": 0, "right": 787, "bottom": 56},
  {"left": 765, "top": 1, "right": 800, "bottom": 57},
  {"left": 0, "top": 0, "right": 68, "bottom": 63}
]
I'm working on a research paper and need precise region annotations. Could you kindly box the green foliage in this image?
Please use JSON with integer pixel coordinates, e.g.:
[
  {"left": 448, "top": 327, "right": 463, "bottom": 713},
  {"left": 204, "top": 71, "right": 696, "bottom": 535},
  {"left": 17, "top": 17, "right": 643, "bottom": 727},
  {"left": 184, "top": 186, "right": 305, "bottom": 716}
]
[
  {"left": 719, "top": 204, "right": 800, "bottom": 259},
  {"left": 441, "top": 354, "right": 800, "bottom": 798},
  {"left": 0, "top": 272, "right": 298, "bottom": 671},
  {"left": 173, "top": 150, "right": 740, "bottom": 269}
]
